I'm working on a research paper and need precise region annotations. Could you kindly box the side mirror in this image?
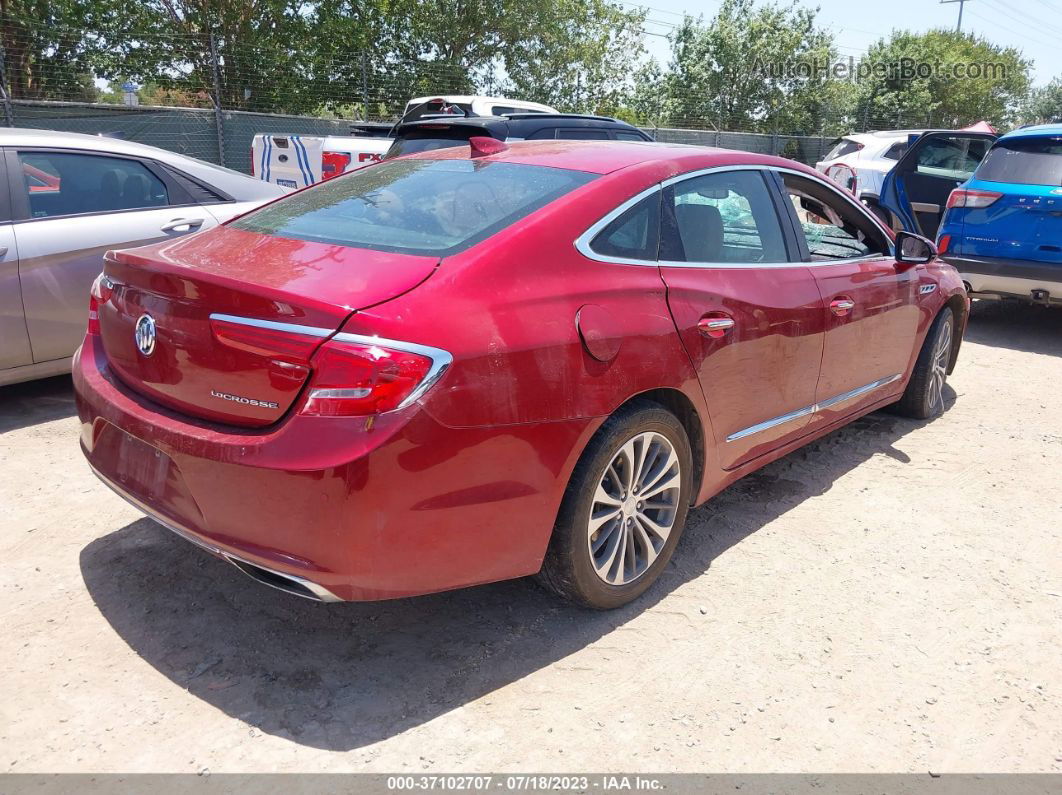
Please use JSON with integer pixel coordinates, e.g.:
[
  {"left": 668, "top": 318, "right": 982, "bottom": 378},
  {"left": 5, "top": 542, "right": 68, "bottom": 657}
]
[{"left": 896, "top": 230, "right": 936, "bottom": 265}]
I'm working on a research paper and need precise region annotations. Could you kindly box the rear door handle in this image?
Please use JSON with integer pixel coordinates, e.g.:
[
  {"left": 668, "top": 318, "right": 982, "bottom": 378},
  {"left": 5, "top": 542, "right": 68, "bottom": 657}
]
[
  {"left": 830, "top": 297, "right": 855, "bottom": 316},
  {"left": 697, "top": 313, "right": 735, "bottom": 339},
  {"left": 0, "top": 246, "right": 7, "bottom": 258},
  {"left": 161, "top": 217, "right": 205, "bottom": 233}
]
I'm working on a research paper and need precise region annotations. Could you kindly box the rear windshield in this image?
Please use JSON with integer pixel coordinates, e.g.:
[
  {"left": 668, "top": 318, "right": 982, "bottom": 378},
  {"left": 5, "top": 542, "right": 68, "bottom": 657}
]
[
  {"left": 384, "top": 128, "right": 486, "bottom": 159},
  {"left": 231, "top": 158, "right": 595, "bottom": 256},
  {"left": 975, "top": 137, "right": 1062, "bottom": 186}
]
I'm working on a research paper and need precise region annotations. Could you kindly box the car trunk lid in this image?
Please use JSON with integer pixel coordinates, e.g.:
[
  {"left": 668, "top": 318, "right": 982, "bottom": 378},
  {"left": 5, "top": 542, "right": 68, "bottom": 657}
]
[{"left": 98, "top": 225, "right": 439, "bottom": 427}]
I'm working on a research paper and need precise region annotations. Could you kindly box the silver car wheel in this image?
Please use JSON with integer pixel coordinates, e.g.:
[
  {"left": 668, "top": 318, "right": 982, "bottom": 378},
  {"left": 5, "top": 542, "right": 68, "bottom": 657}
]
[
  {"left": 587, "top": 431, "right": 682, "bottom": 586},
  {"left": 929, "top": 314, "right": 953, "bottom": 413}
]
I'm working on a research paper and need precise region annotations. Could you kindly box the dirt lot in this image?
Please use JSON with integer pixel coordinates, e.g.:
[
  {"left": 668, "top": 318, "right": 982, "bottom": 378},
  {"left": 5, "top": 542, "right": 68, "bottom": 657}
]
[{"left": 1, "top": 301, "right": 1060, "bottom": 773}]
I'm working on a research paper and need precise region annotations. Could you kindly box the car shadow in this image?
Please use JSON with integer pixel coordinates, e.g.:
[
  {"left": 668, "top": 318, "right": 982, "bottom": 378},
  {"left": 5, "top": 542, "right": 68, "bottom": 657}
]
[
  {"left": 79, "top": 401, "right": 947, "bottom": 752},
  {"left": 964, "top": 300, "right": 1062, "bottom": 357},
  {"left": 0, "top": 375, "right": 77, "bottom": 433}
]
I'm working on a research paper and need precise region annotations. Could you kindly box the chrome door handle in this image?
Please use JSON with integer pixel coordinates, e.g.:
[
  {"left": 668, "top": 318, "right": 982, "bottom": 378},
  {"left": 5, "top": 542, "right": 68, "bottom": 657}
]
[
  {"left": 697, "top": 315, "right": 735, "bottom": 338},
  {"left": 161, "top": 217, "right": 205, "bottom": 233},
  {"left": 830, "top": 298, "right": 855, "bottom": 316}
]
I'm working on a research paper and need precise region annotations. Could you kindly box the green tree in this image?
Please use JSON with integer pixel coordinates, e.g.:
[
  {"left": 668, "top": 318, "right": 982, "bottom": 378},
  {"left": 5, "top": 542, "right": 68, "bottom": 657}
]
[
  {"left": 499, "top": 0, "right": 646, "bottom": 114},
  {"left": 1022, "top": 77, "right": 1062, "bottom": 124},
  {"left": 853, "top": 29, "right": 1031, "bottom": 129},
  {"left": 654, "top": 0, "right": 840, "bottom": 133},
  {"left": 0, "top": 0, "right": 125, "bottom": 100}
]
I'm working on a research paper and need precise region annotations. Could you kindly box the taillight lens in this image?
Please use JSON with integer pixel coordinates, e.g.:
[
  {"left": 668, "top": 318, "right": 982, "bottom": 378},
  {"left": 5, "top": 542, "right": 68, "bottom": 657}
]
[
  {"left": 321, "top": 151, "right": 352, "bottom": 180},
  {"left": 946, "top": 188, "right": 1002, "bottom": 209},
  {"left": 937, "top": 234, "right": 951, "bottom": 254},
  {"left": 87, "top": 272, "right": 113, "bottom": 335},
  {"left": 301, "top": 338, "right": 441, "bottom": 417},
  {"left": 210, "top": 315, "right": 320, "bottom": 361}
]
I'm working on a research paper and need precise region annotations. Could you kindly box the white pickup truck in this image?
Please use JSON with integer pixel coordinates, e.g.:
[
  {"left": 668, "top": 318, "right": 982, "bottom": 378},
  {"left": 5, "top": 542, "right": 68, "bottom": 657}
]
[
  {"left": 251, "top": 96, "right": 557, "bottom": 189},
  {"left": 250, "top": 127, "right": 391, "bottom": 189}
]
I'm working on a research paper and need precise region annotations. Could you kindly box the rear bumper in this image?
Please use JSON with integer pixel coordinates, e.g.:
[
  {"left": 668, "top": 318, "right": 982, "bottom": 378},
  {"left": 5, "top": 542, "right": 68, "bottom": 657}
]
[
  {"left": 945, "top": 255, "right": 1062, "bottom": 303},
  {"left": 73, "top": 335, "right": 593, "bottom": 601}
]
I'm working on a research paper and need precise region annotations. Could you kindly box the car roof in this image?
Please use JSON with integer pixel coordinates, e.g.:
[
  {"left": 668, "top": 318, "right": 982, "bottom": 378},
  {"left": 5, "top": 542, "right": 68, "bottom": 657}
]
[
  {"left": 1000, "top": 123, "right": 1062, "bottom": 141},
  {"left": 404, "top": 138, "right": 820, "bottom": 177},
  {"left": 0, "top": 127, "right": 284, "bottom": 200},
  {"left": 843, "top": 130, "right": 923, "bottom": 145}
]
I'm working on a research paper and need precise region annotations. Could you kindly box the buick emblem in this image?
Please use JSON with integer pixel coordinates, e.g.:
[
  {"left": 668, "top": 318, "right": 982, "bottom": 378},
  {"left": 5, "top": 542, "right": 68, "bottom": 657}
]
[{"left": 134, "top": 314, "right": 156, "bottom": 357}]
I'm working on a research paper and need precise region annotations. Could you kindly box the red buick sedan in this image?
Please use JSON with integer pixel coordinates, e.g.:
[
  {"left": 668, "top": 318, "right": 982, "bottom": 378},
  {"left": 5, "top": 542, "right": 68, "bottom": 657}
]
[{"left": 73, "top": 139, "right": 968, "bottom": 609}]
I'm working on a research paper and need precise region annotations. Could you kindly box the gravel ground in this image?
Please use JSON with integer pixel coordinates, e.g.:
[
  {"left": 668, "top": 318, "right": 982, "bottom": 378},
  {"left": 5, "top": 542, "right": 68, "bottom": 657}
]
[{"left": 1, "top": 301, "right": 1060, "bottom": 773}]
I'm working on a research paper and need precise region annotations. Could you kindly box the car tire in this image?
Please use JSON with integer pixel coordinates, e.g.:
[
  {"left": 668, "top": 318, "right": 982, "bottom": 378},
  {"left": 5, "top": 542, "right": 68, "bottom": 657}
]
[
  {"left": 892, "top": 308, "right": 955, "bottom": 420},
  {"left": 536, "top": 400, "right": 693, "bottom": 609}
]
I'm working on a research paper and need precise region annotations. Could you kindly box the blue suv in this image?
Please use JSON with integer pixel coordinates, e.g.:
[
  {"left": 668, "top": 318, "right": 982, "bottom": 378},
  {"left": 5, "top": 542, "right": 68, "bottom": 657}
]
[{"left": 881, "top": 124, "right": 1062, "bottom": 306}]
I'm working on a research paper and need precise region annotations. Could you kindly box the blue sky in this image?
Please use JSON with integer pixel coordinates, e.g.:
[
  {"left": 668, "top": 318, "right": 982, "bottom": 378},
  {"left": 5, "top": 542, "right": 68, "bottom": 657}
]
[{"left": 631, "top": 0, "right": 1062, "bottom": 86}]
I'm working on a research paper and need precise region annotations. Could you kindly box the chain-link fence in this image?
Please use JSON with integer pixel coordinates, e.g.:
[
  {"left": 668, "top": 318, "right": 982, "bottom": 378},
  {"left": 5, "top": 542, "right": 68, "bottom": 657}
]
[{"left": 0, "top": 12, "right": 959, "bottom": 172}]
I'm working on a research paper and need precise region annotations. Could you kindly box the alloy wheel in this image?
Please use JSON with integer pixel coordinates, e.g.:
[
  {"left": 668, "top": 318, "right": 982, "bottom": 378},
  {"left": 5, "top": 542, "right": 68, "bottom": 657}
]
[
  {"left": 929, "top": 315, "right": 953, "bottom": 413},
  {"left": 587, "top": 431, "right": 682, "bottom": 586}
]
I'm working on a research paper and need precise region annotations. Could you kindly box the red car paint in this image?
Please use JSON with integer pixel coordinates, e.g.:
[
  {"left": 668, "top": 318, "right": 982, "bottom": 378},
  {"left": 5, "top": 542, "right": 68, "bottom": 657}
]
[{"left": 73, "top": 141, "right": 968, "bottom": 602}]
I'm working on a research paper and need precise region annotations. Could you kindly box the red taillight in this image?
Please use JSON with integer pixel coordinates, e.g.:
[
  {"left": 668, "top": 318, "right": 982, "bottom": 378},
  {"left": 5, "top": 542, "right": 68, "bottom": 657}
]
[
  {"left": 300, "top": 337, "right": 446, "bottom": 417},
  {"left": 946, "top": 188, "right": 1002, "bottom": 209},
  {"left": 937, "top": 234, "right": 951, "bottom": 254},
  {"left": 87, "top": 272, "right": 113, "bottom": 335},
  {"left": 321, "top": 151, "right": 352, "bottom": 179},
  {"left": 210, "top": 315, "right": 321, "bottom": 361}
]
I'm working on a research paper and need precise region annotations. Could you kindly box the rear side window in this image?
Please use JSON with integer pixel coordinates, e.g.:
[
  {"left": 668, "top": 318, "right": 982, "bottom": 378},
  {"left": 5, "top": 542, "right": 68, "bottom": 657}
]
[
  {"left": 824, "top": 138, "right": 862, "bottom": 160},
  {"left": 589, "top": 193, "right": 660, "bottom": 260},
  {"left": 663, "top": 170, "right": 788, "bottom": 263},
  {"left": 162, "top": 166, "right": 228, "bottom": 203},
  {"left": 974, "top": 137, "right": 1062, "bottom": 186},
  {"left": 232, "top": 158, "right": 596, "bottom": 256},
  {"left": 883, "top": 141, "right": 909, "bottom": 160},
  {"left": 614, "top": 131, "right": 648, "bottom": 141},
  {"left": 18, "top": 151, "right": 168, "bottom": 219}
]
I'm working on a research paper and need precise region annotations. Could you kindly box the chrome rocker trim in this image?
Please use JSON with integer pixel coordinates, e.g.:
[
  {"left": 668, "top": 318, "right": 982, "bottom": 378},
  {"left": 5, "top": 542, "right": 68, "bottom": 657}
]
[
  {"left": 89, "top": 463, "right": 343, "bottom": 602},
  {"left": 726, "top": 373, "right": 902, "bottom": 442}
]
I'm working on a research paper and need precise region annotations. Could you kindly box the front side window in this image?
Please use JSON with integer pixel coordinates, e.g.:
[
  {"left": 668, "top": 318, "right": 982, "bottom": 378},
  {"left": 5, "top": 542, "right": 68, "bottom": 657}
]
[
  {"left": 18, "top": 151, "right": 168, "bottom": 219},
  {"left": 912, "top": 135, "right": 992, "bottom": 181},
  {"left": 232, "top": 158, "right": 596, "bottom": 256},
  {"left": 974, "top": 137, "right": 1062, "bottom": 186},
  {"left": 664, "top": 170, "right": 788, "bottom": 263},
  {"left": 783, "top": 173, "right": 890, "bottom": 261}
]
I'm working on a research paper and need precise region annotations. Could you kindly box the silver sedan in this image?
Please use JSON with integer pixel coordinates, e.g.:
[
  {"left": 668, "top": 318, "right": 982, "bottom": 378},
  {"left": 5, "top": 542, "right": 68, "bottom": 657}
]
[{"left": 1, "top": 128, "right": 287, "bottom": 386}]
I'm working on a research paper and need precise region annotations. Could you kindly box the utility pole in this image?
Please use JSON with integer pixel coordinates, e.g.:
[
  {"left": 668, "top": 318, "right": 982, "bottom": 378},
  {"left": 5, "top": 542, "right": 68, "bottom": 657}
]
[{"left": 940, "top": 0, "right": 973, "bottom": 32}]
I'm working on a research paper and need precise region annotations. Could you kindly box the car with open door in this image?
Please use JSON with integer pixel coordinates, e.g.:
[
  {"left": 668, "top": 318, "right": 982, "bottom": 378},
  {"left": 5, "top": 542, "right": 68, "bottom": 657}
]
[
  {"left": 0, "top": 128, "right": 286, "bottom": 387},
  {"left": 904, "top": 124, "right": 1062, "bottom": 306},
  {"left": 74, "top": 139, "right": 968, "bottom": 609}
]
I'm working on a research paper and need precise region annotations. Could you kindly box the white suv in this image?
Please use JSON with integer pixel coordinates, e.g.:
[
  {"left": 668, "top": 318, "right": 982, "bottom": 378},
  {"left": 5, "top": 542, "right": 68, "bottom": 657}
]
[{"left": 815, "top": 130, "right": 921, "bottom": 222}]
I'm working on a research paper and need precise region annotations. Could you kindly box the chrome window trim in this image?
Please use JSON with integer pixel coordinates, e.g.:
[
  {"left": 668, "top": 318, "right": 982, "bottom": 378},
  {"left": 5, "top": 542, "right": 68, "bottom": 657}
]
[
  {"left": 208, "top": 312, "right": 333, "bottom": 338},
  {"left": 573, "top": 183, "right": 661, "bottom": 265},
  {"left": 573, "top": 163, "right": 895, "bottom": 268},
  {"left": 331, "top": 332, "right": 453, "bottom": 410},
  {"left": 726, "top": 373, "right": 902, "bottom": 442}
]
